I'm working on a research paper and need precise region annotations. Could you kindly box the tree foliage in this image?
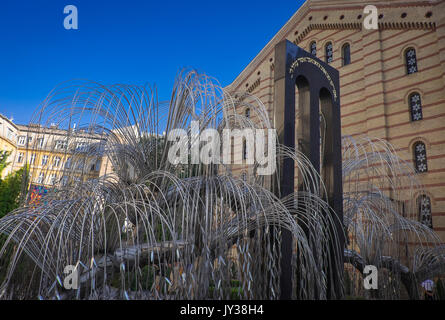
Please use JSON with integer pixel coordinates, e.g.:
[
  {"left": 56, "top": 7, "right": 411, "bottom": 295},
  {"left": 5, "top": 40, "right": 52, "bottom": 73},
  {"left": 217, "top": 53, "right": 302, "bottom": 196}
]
[
  {"left": 0, "top": 150, "right": 27, "bottom": 218},
  {"left": 0, "top": 150, "right": 10, "bottom": 175}
]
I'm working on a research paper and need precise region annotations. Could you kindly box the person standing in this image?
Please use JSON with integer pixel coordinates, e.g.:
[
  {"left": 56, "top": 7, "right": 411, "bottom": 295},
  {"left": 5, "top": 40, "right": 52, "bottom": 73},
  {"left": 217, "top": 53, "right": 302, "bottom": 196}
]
[{"left": 421, "top": 279, "right": 435, "bottom": 300}]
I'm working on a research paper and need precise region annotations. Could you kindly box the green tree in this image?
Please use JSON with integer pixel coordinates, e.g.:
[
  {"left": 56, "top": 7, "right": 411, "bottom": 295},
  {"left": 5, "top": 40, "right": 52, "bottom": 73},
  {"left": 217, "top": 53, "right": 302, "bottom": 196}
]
[
  {"left": 0, "top": 150, "right": 28, "bottom": 218},
  {"left": 0, "top": 150, "right": 11, "bottom": 174}
]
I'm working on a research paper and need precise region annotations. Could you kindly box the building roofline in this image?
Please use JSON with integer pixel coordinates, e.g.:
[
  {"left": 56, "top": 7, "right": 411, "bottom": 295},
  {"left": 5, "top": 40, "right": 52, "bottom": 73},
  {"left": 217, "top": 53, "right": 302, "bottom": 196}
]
[
  {"left": 225, "top": 0, "right": 442, "bottom": 92},
  {"left": 0, "top": 113, "right": 20, "bottom": 131}
]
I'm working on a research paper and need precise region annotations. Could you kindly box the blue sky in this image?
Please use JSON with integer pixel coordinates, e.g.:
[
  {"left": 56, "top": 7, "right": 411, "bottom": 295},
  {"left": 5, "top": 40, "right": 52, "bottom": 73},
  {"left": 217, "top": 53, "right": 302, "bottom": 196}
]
[{"left": 0, "top": 0, "right": 305, "bottom": 125}]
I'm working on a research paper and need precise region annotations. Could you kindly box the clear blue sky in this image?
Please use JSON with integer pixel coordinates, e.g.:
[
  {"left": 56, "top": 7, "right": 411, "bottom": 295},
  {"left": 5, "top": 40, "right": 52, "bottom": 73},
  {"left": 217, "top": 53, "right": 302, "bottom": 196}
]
[{"left": 0, "top": 0, "right": 305, "bottom": 125}]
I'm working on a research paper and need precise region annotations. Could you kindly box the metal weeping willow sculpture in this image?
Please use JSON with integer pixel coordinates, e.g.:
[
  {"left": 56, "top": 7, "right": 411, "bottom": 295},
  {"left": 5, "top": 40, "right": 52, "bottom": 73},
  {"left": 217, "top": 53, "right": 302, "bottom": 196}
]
[
  {"left": 342, "top": 136, "right": 445, "bottom": 299},
  {"left": 0, "top": 70, "right": 343, "bottom": 300},
  {"left": 0, "top": 67, "right": 444, "bottom": 299}
]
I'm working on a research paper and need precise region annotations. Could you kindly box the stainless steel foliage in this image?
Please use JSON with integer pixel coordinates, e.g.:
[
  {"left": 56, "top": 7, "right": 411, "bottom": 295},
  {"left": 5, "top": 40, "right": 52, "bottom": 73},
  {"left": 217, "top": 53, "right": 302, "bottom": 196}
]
[
  {"left": 342, "top": 136, "right": 445, "bottom": 299},
  {"left": 0, "top": 71, "right": 443, "bottom": 300}
]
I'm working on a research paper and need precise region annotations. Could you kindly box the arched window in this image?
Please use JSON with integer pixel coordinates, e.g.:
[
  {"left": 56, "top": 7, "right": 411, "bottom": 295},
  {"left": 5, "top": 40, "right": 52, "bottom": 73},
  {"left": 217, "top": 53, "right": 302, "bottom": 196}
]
[
  {"left": 409, "top": 92, "right": 423, "bottom": 121},
  {"left": 325, "top": 42, "right": 333, "bottom": 64},
  {"left": 310, "top": 41, "right": 317, "bottom": 56},
  {"left": 245, "top": 108, "right": 250, "bottom": 118},
  {"left": 418, "top": 195, "right": 433, "bottom": 228},
  {"left": 342, "top": 43, "right": 351, "bottom": 66},
  {"left": 413, "top": 141, "right": 428, "bottom": 173},
  {"left": 405, "top": 48, "right": 418, "bottom": 75}
]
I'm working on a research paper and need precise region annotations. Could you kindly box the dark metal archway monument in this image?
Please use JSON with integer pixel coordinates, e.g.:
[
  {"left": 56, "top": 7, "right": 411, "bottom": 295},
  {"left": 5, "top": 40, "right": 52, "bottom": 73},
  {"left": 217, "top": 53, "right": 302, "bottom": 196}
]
[{"left": 273, "top": 40, "right": 344, "bottom": 299}]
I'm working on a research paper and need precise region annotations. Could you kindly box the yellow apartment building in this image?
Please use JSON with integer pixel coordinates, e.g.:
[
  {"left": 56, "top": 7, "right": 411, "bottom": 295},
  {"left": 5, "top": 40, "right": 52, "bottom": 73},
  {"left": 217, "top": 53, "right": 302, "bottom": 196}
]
[
  {"left": 0, "top": 114, "right": 19, "bottom": 179},
  {"left": 0, "top": 114, "right": 105, "bottom": 191}
]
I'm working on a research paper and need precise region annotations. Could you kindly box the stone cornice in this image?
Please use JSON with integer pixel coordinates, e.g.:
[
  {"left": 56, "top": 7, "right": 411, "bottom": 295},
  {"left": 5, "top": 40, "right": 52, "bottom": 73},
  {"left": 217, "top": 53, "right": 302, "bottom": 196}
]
[
  {"left": 294, "top": 21, "right": 436, "bottom": 44},
  {"left": 0, "top": 113, "right": 20, "bottom": 131}
]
